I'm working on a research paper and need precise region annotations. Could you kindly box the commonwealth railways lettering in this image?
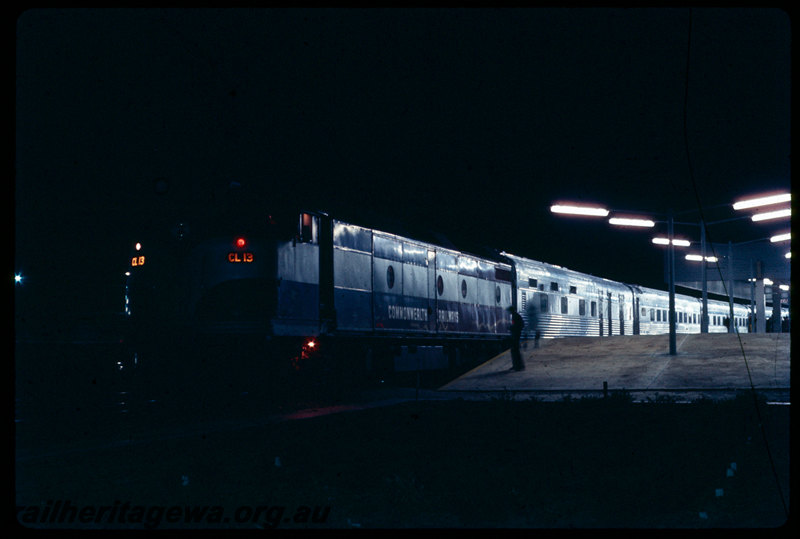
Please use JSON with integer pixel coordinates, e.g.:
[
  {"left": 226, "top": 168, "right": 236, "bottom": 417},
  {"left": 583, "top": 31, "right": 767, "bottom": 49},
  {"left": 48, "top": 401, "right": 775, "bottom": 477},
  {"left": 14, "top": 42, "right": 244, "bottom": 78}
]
[
  {"left": 386, "top": 305, "right": 460, "bottom": 323},
  {"left": 387, "top": 305, "right": 427, "bottom": 321}
]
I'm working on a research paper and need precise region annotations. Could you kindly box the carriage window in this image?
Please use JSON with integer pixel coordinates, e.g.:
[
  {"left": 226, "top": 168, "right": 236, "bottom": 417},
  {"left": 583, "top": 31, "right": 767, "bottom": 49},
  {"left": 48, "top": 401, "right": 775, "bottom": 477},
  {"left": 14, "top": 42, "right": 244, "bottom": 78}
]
[
  {"left": 461, "top": 279, "right": 467, "bottom": 298},
  {"left": 650, "top": 308, "right": 655, "bottom": 321},
  {"left": 579, "top": 299, "right": 586, "bottom": 316},
  {"left": 591, "top": 301, "right": 597, "bottom": 317},
  {"left": 529, "top": 278, "right": 538, "bottom": 288},
  {"left": 642, "top": 307, "right": 647, "bottom": 317},
  {"left": 550, "top": 282, "right": 559, "bottom": 291}
]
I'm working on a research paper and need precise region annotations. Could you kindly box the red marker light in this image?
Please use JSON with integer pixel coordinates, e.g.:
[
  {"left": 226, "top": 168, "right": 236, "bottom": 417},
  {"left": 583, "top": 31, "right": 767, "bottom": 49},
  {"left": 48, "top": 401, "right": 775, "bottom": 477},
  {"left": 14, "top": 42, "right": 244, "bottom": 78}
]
[
  {"left": 307, "top": 339, "right": 316, "bottom": 349},
  {"left": 235, "top": 237, "right": 246, "bottom": 248}
]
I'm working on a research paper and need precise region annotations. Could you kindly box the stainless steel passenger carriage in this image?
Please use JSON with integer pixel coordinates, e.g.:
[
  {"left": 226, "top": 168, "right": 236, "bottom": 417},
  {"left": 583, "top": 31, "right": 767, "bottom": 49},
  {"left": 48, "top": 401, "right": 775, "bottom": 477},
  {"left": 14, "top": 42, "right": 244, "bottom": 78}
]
[{"left": 502, "top": 254, "right": 636, "bottom": 338}]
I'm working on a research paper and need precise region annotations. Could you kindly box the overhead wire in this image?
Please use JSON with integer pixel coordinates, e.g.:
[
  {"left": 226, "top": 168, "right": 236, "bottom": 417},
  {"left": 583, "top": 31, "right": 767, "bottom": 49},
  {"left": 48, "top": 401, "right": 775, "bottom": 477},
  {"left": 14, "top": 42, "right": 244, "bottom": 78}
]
[{"left": 680, "top": 8, "right": 789, "bottom": 519}]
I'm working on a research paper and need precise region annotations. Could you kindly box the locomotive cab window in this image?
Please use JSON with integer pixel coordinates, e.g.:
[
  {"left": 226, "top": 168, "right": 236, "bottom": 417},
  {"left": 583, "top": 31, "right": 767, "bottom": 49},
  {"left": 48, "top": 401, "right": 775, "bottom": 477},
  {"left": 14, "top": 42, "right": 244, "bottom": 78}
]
[
  {"left": 529, "top": 278, "right": 538, "bottom": 288},
  {"left": 569, "top": 286, "right": 577, "bottom": 294},
  {"left": 550, "top": 282, "right": 559, "bottom": 292},
  {"left": 298, "top": 213, "right": 318, "bottom": 243}
]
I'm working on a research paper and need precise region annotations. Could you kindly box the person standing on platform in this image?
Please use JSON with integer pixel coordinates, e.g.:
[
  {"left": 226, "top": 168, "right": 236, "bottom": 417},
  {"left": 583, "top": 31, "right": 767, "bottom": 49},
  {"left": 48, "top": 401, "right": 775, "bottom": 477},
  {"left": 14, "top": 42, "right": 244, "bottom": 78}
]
[
  {"left": 509, "top": 306, "right": 525, "bottom": 371},
  {"left": 526, "top": 302, "right": 541, "bottom": 349}
]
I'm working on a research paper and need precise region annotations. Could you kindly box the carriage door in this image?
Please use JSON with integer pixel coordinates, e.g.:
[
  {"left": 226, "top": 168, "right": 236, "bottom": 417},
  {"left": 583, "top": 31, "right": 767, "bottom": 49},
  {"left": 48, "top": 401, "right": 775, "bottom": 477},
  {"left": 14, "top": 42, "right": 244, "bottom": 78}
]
[
  {"left": 607, "top": 292, "right": 613, "bottom": 336},
  {"left": 619, "top": 294, "right": 625, "bottom": 336},
  {"left": 633, "top": 297, "right": 640, "bottom": 335},
  {"left": 598, "top": 294, "right": 604, "bottom": 337},
  {"left": 427, "top": 249, "right": 436, "bottom": 332}
]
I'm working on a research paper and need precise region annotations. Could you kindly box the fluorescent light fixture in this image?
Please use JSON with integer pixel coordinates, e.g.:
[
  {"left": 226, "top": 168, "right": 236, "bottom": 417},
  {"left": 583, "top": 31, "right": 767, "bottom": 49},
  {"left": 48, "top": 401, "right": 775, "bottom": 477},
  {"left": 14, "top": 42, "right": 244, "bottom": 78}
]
[
  {"left": 770, "top": 233, "right": 791, "bottom": 243},
  {"left": 751, "top": 208, "right": 791, "bottom": 222},
  {"left": 609, "top": 217, "right": 655, "bottom": 227},
  {"left": 652, "top": 237, "right": 691, "bottom": 246},
  {"left": 779, "top": 284, "right": 789, "bottom": 291},
  {"left": 550, "top": 204, "right": 610, "bottom": 217},
  {"left": 733, "top": 193, "right": 791, "bottom": 210},
  {"left": 764, "top": 278, "right": 773, "bottom": 285},
  {"left": 685, "top": 254, "right": 717, "bottom": 262}
]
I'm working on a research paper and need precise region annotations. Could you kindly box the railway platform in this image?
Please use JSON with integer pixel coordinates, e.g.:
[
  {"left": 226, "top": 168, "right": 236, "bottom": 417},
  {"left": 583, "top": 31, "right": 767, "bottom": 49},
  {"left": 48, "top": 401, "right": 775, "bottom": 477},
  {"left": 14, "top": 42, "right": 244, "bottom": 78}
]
[{"left": 439, "top": 333, "right": 791, "bottom": 402}]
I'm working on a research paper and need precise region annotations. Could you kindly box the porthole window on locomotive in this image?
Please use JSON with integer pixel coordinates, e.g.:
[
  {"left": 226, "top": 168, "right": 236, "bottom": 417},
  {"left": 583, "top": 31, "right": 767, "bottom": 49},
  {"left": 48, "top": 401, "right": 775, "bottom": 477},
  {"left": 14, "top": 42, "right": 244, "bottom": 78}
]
[
  {"left": 461, "top": 279, "right": 467, "bottom": 298},
  {"left": 437, "top": 275, "right": 444, "bottom": 296},
  {"left": 386, "top": 265, "right": 395, "bottom": 289},
  {"left": 495, "top": 285, "right": 501, "bottom": 304}
]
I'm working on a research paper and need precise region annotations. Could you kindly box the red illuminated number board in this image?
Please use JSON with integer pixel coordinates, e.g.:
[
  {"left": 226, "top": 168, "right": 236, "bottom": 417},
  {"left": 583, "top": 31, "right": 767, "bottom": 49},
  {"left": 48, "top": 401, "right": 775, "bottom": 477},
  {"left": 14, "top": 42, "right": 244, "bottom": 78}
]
[
  {"left": 131, "top": 256, "right": 145, "bottom": 267},
  {"left": 228, "top": 252, "right": 254, "bottom": 263}
]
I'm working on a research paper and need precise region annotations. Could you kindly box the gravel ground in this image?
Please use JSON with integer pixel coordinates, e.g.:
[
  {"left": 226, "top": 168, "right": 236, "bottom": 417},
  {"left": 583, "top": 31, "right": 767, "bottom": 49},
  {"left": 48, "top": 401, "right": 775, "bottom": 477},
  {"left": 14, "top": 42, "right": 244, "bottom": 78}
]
[{"left": 15, "top": 392, "right": 790, "bottom": 530}]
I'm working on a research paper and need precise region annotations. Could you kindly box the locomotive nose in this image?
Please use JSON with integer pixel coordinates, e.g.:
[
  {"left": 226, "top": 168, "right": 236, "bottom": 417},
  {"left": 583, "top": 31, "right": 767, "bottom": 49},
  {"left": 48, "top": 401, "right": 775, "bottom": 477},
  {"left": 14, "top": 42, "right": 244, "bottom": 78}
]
[{"left": 192, "top": 236, "right": 279, "bottom": 333}]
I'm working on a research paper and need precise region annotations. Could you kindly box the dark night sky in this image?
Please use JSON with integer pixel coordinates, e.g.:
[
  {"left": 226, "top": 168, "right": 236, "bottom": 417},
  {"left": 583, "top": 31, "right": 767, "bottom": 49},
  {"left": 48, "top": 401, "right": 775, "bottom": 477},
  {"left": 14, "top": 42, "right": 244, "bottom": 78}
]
[{"left": 14, "top": 8, "right": 791, "bottom": 320}]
